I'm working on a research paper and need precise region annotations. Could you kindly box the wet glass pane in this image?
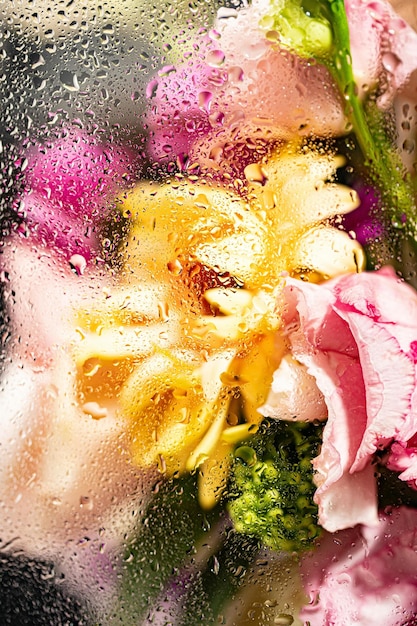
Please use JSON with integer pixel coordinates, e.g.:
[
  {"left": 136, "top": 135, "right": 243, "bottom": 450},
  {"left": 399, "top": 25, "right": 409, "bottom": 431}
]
[{"left": 1, "top": 1, "right": 417, "bottom": 624}]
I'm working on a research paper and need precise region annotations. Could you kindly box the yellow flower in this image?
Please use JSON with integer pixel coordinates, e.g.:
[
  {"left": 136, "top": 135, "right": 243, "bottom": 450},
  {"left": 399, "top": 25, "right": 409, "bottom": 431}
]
[
  {"left": 73, "top": 143, "right": 365, "bottom": 507},
  {"left": 245, "top": 145, "right": 365, "bottom": 280}
]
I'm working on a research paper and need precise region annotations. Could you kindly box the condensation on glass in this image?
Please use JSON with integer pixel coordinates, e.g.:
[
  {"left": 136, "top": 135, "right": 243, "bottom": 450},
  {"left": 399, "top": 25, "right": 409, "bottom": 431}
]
[{"left": 0, "top": 1, "right": 416, "bottom": 625}]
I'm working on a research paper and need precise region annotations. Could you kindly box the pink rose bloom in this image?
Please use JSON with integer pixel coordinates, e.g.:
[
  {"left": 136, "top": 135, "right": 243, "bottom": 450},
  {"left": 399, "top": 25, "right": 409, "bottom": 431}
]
[
  {"left": 19, "top": 128, "right": 134, "bottom": 260},
  {"left": 300, "top": 506, "right": 417, "bottom": 626},
  {"left": 146, "top": 5, "right": 344, "bottom": 166},
  {"left": 280, "top": 267, "right": 417, "bottom": 532},
  {"left": 146, "top": 0, "right": 417, "bottom": 166}
]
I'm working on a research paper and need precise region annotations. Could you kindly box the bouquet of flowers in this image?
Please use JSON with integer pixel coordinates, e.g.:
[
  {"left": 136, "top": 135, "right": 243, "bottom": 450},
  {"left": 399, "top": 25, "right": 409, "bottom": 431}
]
[{"left": 3, "top": 0, "right": 417, "bottom": 624}]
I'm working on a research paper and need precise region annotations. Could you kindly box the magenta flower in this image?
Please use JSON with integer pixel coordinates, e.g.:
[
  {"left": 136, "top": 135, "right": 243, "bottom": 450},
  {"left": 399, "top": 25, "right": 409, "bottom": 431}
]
[
  {"left": 342, "top": 182, "right": 385, "bottom": 246},
  {"left": 281, "top": 267, "right": 417, "bottom": 532},
  {"left": 19, "top": 128, "right": 134, "bottom": 261},
  {"left": 300, "top": 506, "right": 417, "bottom": 626}
]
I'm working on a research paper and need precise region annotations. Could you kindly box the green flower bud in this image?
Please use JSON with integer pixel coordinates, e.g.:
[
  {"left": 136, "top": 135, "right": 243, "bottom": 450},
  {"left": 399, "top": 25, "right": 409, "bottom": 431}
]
[{"left": 259, "top": 0, "right": 333, "bottom": 58}]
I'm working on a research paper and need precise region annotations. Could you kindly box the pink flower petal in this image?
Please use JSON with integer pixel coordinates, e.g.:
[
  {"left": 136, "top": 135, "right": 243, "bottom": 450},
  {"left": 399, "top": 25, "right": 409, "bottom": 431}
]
[
  {"left": 387, "top": 440, "right": 417, "bottom": 486},
  {"left": 339, "top": 312, "right": 415, "bottom": 470},
  {"left": 301, "top": 507, "right": 417, "bottom": 626},
  {"left": 315, "top": 466, "right": 378, "bottom": 532},
  {"left": 21, "top": 128, "right": 135, "bottom": 258},
  {"left": 283, "top": 279, "right": 377, "bottom": 531}
]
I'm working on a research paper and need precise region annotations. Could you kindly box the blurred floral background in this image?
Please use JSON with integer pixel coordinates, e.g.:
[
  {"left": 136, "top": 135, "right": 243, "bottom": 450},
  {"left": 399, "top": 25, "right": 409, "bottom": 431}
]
[{"left": 2, "top": 1, "right": 417, "bottom": 625}]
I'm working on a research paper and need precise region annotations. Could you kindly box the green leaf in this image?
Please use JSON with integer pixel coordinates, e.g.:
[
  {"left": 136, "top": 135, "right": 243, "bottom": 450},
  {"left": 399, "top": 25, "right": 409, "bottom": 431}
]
[{"left": 179, "top": 530, "right": 259, "bottom": 626}]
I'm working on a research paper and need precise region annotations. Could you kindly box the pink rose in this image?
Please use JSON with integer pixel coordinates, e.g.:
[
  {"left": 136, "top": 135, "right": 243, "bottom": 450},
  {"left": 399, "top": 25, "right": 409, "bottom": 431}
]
[
  {"left": 281, "top": 267, "right": 417, "bottom": 532},
  {"left": 300, "top": 506, "right": 417, "bottom": 626},
  {"left": 19, "top": 128, "right": 134, "bottom": 260},
  {"left": 146, "top": 4, "right": 345, "bottom": 166}
]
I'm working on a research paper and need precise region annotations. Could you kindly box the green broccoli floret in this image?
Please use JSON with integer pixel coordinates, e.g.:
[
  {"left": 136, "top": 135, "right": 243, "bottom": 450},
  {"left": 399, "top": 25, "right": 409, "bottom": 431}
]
[{"left": 228, "top": 420, "right": 322, "bottom": 553}]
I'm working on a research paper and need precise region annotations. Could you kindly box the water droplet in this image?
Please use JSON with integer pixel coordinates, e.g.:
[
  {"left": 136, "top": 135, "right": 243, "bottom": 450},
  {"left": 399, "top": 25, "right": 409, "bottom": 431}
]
[
  {"left": 82, "top": 401, "right": 108, "bottom": 420},
  {"left": 206, "top": 49, "right": 226, "bottom": 67},
  {"left": 30, "top": 52, "right": 46, "bottom": 69},
  {"left": 235, "top": 445, "right": 257, "bottom": 467},
  {"left": 69, "top": 254, "right": 87, "bottom": 275},
  {"left": 330, "top": 0, "right": 342, "bottom": 15},
  {"left": 382, "top": 52, "right": 401, "bottom": 74},
  {"left": 220, "top": 371, "right": 241, "bottom": 386},
  {"left": 274, "top": 615, "right": 294, "bottom": 626},
  {"left": 158, "top": 301, "right": 170, "bottom": 321},
  {"left": 79, "top": 496, "right": 93, "bottom": 510},
  {"left": 167, "top": 259, "right": 183, "bottom": 275},
  {"left": 228, "top": 65, "right": 244, "bottom": 82},
  {"left": 343, "top": 81, "right": 358, "bottom": 101},
  {"left": 194, "top": 193, "right": 210, "bottom": 208},
  {"left": 209, "top": 29, "right": 221, "bottom": 40},
  {"left": 60, "top": 70, "right": 80, "bottom": 92},
  {"left": 211, "top": 555, "right": 220, "bottom": 575},
  {"left": 146, "top": 79, "right": 158, "bottom": 99},
  {"left": 198, "top": 90, "right": 212, "bottom": 113},
  {"left": 33, "top": 76, "right": 47, "bottom": 91},
  {"left": 158, "top": 65, "right": 176, "bottom": 77},
  {"left": 244, "top": 163, "right": 268, "bottom": 184},
  {"left": 217, "top": 7, "right": 238, "bottom": 19},
  {"left": 391, "top": 213, "right": 407, "bottom": 229},
  {"left": 83, "top": 359, "right": 101, "bottom": 377},
  {"left": 209, "top": 110, "right": 225, "bottom": 126},
  {"left": 403, "top": 138, "right": 415, "bottom": 154},
  {"left": 265, "top": 29, "right": 280, "bottom": 42}
]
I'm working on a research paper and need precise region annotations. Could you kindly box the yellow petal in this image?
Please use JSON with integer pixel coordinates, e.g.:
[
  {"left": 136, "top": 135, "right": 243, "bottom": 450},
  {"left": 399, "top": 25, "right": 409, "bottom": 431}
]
[
  {"left": 230, "top": 332, "right": 286, "bottom": 425},
  {"left": 247, "top": 146, "right": 360, "bottom": 231},
  {"left": 74, "top": 322, "right": 177, "bottom": 366},
  {"left": 197, "top": 287, "right": 281, "bottom": 345},
  {"left": 185, "top": 393, "right": 230, "bottom": 472},
  {"left": 121, "top": 180, "right": 273, "bottom": 290},
  {"left": 120, "top": 351, "right": 213, "bottom": 474},
  {"left": 221, "top": 423, "right": 259, "bottom": 444},
  {"left": 197, "top": 439, "right": 233, "bottom": 510},
  {"left": 190, "top": 314, "right": 247, "bottom": 343},
  {"left": 289, "top": 225, "right": 366, "bottom": 280},
  {"left": 203, "top": 287, "right": 254, "bottom": 316},
  {"left": 199, "top": 350, "right": 236, "bottom": 402},
  {"left": 76, "top": 285, "right": 167, "bottom": 330}
]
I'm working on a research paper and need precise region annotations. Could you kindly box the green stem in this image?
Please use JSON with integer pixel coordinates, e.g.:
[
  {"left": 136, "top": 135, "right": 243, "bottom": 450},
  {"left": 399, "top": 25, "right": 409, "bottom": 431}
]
[{"left": 326, "top": 0, "right": 416, "bottom": 233}]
